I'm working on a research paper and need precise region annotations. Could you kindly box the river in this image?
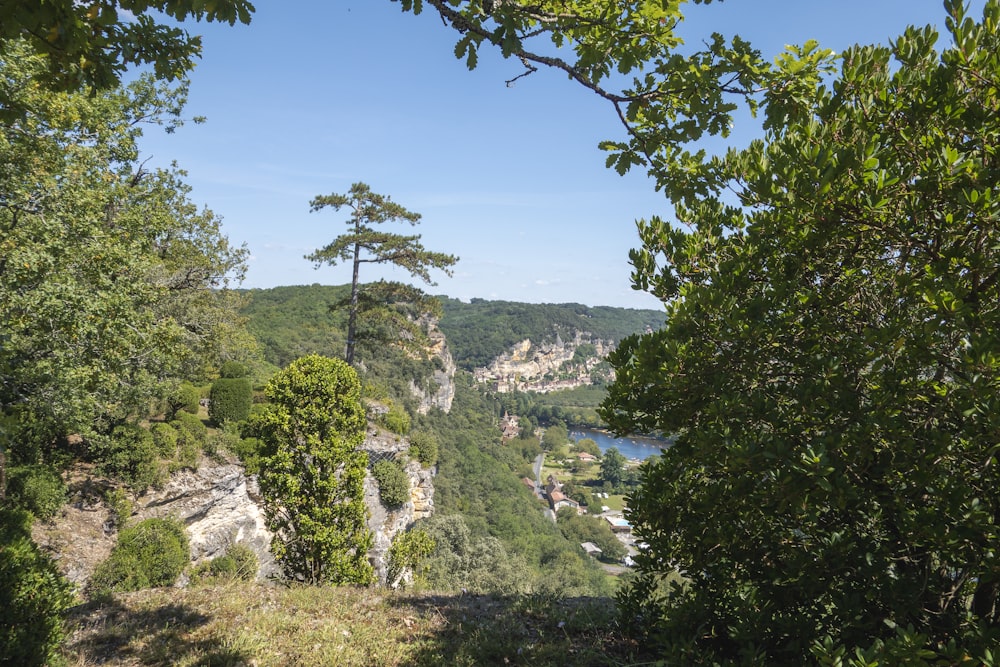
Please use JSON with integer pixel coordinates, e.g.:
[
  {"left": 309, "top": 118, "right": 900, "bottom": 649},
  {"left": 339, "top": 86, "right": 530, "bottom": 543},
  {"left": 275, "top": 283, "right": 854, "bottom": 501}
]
[{"left": 570, "top": 428, "right": 671, "bottom": 461}]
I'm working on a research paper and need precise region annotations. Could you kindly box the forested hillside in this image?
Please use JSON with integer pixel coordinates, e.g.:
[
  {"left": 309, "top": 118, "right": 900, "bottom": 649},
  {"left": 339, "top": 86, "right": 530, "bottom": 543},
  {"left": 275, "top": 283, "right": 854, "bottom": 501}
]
[
  {"left": 438, "top": 297, "right": 665, "bottom": 370},
  {"left": 240, "top": 285, "right": 352, "bottom": 369},
  {"left": 240, "top": 285, "right": 665, "bottom": 373}
]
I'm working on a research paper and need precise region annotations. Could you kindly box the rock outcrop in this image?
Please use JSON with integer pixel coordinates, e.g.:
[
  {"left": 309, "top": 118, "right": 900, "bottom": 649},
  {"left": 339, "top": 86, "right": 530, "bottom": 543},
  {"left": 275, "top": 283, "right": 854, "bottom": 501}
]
[
  {"left": 32, "top": 460, "right": 277, "bottom": 586},
  {"left": 36, "top": 436, "right": 436, "bottom": 589},
  {"left": 473, "top": 331, "right": 614, "bottom": 393},
  {"left": 409, "top": 317, "right": 456, "bottom": 414},
  {"left": 361, "top": 426, "right": 436, "bottom": 585},
  {"left": 364, "top": 459, "right": 435, "bottom": 585},
  {"left": 134, "top": 462, "right": 277, "bottom": 580}
]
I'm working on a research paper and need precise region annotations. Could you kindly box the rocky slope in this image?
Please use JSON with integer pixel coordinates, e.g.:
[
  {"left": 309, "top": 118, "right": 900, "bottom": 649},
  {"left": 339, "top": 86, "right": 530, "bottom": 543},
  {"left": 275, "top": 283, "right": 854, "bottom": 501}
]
[{"left": 34, "top": 428, "right": 435, "bottom": 590}]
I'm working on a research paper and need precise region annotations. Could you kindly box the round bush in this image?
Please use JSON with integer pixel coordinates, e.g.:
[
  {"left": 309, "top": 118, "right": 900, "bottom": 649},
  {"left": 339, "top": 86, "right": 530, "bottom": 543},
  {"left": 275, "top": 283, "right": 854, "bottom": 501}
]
[
  {"left": 372, "top": 460, "right": 410, "bottom": 509},
  {"left": 5, "top": 465, "right": 66, "bottom": 520},
  {"left": 88, "top": 517, "right": 189, "bottom": 596},
  {"left": 171, "top": 412, "right": 207, "bottom": 470},
  {"left": 168, "top": 382, "right": 201, "bottom": 418},
  {"left": 209, "top": 377, "right": 253, "bottom": 426}
]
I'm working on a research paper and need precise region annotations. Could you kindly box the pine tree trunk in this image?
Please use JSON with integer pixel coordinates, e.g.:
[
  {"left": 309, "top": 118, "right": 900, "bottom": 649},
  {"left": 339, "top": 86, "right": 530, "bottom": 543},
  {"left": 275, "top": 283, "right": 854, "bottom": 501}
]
[{"left": 346, "top": 240, "right": 361, "bottom": 365}]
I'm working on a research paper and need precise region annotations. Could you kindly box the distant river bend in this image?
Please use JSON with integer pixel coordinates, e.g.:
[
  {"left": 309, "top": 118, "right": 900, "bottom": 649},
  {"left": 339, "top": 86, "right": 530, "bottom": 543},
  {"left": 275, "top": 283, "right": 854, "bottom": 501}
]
[{"left": 570, "top": 428, "right": 671, "bottom": 462}]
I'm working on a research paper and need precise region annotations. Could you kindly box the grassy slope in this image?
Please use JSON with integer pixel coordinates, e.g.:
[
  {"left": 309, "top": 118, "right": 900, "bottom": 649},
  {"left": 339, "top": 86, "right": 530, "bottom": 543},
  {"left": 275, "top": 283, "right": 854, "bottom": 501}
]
[{"left": 62, "top": 583, "right": 652, "bottom": 666}]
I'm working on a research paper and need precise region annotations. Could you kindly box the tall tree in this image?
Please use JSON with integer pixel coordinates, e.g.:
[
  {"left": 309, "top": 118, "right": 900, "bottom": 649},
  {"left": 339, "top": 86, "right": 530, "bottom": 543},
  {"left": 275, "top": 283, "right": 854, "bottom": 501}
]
[
  {"left": 248, "top": 354, "right": 374, "bottom": 585},
  {"left": 0, "top": 43, "right": 249, "bottom": 465},
  {"left": 306, "top": 182, "right": 458, "bottom": 365},
  {"left": 401, "top": 0, "right": 1000, "bottom": 660}
]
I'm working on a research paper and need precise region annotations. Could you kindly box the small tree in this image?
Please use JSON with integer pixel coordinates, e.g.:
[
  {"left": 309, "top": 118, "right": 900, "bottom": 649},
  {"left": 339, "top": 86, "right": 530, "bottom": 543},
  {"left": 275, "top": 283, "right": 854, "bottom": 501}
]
[
  {"left": 599, "top": 447, "right": 626, "bottom": 487},
  {"left": 248, "top": 354, "right": 374, "bottom": 585},
  {"left": 306, "top": 182, "right": 458, "bottom": 365}
]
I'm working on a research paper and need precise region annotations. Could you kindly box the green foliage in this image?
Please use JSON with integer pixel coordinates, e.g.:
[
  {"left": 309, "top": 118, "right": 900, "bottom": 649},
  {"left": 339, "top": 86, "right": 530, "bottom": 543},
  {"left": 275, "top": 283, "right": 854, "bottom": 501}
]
[
  {"left": 219, "top": 361, "right": 252, "bottom": 379},
  {"left": 378, "top": 403, "right": 411, "bottom": 436},
  {"left": 567, "top": 1, "right": 1000, "bottom": 661},
  {"left": 240, "top": 284, "right": 353, "bottom": 368},
  {"left": 0, "top": 47, "right": 249, "bottom": 463},
  {"left": 171, "top": 412, "right": 207, "bottom": 470},
  {"left": 0, "top": 509, "right": 75, "bottom": 667},
  {"left": 209, "top": 377, "right": 253, "bottom": 426},
  {"left": 104, "top": 487, "right": 132, "bottom": 530},
  {"left": 598, "top": 447, "right": 625, "bottom": 488},
  {"left": 5, "top": 464, "right": 66, "bottom": 520},
  {"left": 372, "top": 460, "right": 410, "bottom": 509},
  {"left": 575, "top": 438, "right": 600, "bottom": 457},
  {"left": 407, "top": 431, "right": 439, "bottom": 467},
  {"left": 556, "top": 508, "right": 627, "bottom": 563},
  {"left": 92, "top": 424, "right": 160, "bottom": 493},
  {"left": 417, "top": 514, "right": 532, "bottom": 595},
  {"left": 247, "top": 355, "right": 374, "bottom": 585},
  {"left": 88, "top": 517, "right": 189, "bottom": 597},
  {"left": 387, "top": 529, "right": 435, "bottom": 589},
  {"left": 414, "top": 376, "right": 612, "bottom": 597},
  {"left": 0, "top": 1, "right": 253, "bottom": 99},
  {"left": 541, "top": 423, "right": 568, "bottom": 451},
  {"left": 150, "top": 421, "right": 179, "bottom": 457},
  {"left": 169, "top": 383, "right": 202, "bottom": 418},
  {"left": 306, "top": 182, "right": 458, "bottom": 365},
  {"left": 192, "top": 543, "right": 258, "bottom": 583}
]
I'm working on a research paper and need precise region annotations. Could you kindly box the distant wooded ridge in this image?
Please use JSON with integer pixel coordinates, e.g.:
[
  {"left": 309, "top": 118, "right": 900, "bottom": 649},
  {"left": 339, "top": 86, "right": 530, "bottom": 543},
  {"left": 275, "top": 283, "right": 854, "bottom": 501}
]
[{"left": 239, "top": 285, "right": 665, "bottom": 371}]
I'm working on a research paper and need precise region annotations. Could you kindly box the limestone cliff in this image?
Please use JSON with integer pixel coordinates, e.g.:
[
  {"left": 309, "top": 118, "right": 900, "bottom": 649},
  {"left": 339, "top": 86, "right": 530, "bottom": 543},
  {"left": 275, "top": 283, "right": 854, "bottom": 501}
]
[
  {"left": 408, "top": 316, "right": 456, "bottom": 414},
  {"left": 32, "top": 461, "right": 278, "bottom": 586},
  {"left": 473, "top": 331, "right": 614, "bottom": 394}
]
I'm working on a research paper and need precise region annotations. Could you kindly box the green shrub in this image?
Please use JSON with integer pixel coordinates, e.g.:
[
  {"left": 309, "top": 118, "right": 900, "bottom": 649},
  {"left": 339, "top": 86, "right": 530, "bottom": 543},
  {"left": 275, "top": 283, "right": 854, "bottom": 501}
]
[
  {"left": 88, "top": 517, "right": 189, "bottom": 596},
  {"left": 372, "top": 460, "right": 410, "bottom": 509},
  {"left": 0, "top": 509, "right": 75, "bottom": 667},
  {"left": 209, "top": 377, "right": 253, "bottom": 426},
  {"left": 171, "top": 412, "right": 207, "bottom": 470},
  {"left": 173, "top": 411, "right": 207, "bottom": 441},
  {"left": 5, "top": 465, "right": 66, "bottom": 520},
  {"left": 378, "top": 404, "right": 411, "bottom": 436},
  {"left": 167, "top": 382, "right": 201, "bottom": 418},
  {"left": 93, "top": 424, "right": 160, "bottom": 493},
  {"left": 150, "top": 421, "right": 179, "bottom": 457},
  {"left": 193, "top": 543, "right": 258, "bottom": 583},
  {"left": 228, "top": 436, "right": 263, "bottom": 474},
  {"left": 387, "top": 529, "right": 434, "bottom": 588},
  {"left": 104, "top": 487, "right": 132, "bottom": 530},
  {"left": 219, "top": 361, "right": 251, "bottom": 379},
  {"left": 407, "top": 431, "right": 439, "bottom": 467}
]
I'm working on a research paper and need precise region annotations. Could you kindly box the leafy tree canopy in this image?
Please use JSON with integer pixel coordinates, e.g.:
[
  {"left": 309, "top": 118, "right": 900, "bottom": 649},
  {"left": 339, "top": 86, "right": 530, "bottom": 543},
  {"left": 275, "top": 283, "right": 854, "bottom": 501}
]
[
  {"left": 0, "top": 0, "right": 254, "bottom": 101},
  {"left": 0, "top": 43, "right": 250, "bottom": 464},
  {"left": 404, "top": 0, "right": 1000, "bottom": 660}
]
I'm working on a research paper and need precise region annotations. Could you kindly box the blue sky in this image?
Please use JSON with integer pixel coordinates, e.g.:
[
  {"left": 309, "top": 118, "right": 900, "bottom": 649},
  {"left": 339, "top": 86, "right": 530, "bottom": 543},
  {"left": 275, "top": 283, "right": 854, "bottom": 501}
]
[{"left": 135, "top": 0, "right": 983, "bottom": 309}]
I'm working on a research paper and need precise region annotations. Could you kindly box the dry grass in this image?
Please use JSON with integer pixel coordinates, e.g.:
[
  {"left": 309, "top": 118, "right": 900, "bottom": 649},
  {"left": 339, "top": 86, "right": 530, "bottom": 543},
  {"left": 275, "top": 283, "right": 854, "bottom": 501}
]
[{"left": 61, "top": 582, "right": 650, "bottom": 666}]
